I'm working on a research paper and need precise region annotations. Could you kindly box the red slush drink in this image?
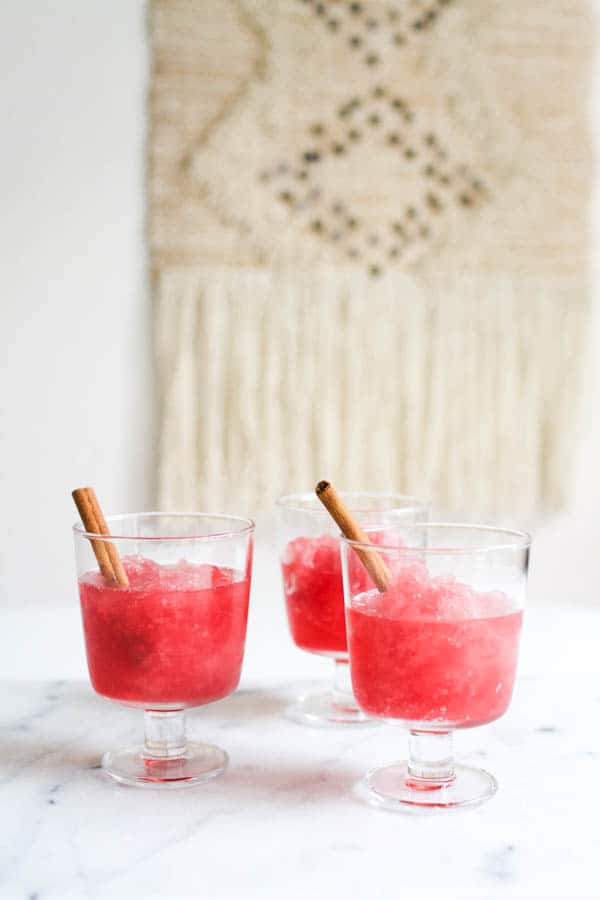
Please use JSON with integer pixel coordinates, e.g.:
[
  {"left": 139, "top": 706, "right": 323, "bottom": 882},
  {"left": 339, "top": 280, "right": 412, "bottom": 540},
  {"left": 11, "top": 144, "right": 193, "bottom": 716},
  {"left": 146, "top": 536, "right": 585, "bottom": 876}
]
[
  {"left": 347, "top": 562, "right": 522, "bottom": 727},
  {"left": 281, "top": 535, "right": 348, "bottom": 655},
  {"left": 79, "top": 556, "right": 250, "bottom": 707}
]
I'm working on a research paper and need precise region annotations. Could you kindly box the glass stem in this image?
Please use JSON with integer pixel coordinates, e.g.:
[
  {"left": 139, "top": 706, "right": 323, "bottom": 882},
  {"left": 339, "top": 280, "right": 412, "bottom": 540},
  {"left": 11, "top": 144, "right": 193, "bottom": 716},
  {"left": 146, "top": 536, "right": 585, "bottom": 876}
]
[
  {"left": 407, "top": 730, "right": 455, "bottom": 786},
  {"left": 332, "top": 658, "right": 353, "bottom": 699},
  {"left": 143, "top": 709, "right": 187, "bottom": 760}
]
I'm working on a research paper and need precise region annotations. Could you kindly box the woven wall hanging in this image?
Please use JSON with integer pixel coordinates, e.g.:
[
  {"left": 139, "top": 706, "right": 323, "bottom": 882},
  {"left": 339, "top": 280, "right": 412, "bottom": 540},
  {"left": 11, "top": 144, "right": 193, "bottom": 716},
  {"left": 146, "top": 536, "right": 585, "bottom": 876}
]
[{"left": 151, "top": 0, "right": 593, "bottom": 518}]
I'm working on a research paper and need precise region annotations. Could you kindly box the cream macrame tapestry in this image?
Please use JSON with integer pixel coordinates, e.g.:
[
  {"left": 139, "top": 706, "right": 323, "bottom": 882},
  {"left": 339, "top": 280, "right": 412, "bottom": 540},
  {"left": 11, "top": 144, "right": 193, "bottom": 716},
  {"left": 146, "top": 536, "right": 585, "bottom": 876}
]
[{"left": 151, "top": 0, "right": 592, "bottom": 518}]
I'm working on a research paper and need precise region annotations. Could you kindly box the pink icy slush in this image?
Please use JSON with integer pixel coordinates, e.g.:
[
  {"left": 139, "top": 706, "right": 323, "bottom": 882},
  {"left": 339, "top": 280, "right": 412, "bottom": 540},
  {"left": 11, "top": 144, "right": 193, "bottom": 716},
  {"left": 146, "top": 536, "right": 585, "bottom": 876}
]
[
  {"left": 79, "top": 556, "right": 250, "bottom": 707},
  {"left": 347, "top": 563, "right": 523, "bottom": 727},
  {"left": 281, "top": 535, "right": 346, "bottom": 654},
  {"left": 281, "top": 534, "right": 391, "bottom": 655}
]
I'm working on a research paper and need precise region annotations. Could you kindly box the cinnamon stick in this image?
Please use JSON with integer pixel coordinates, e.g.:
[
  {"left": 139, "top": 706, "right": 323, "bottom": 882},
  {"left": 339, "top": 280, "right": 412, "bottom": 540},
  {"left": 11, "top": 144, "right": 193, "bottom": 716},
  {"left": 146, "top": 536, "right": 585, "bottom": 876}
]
[
  {"left": 315, "top": 481, "right": 391, "bottom": 593},
  {"left": 86, "top": 487, "right": 129, "bottom": 587},
  {"left": 72, "top": 487, "right": 129, "bottom": 587}
]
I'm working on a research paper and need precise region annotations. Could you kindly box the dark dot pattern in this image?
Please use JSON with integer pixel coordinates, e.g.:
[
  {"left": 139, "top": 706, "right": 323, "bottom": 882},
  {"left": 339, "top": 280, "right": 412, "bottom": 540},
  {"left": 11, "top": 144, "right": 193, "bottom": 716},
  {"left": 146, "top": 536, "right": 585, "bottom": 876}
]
[
  {"left": 263, "top": 3, "right": 488, "bottom": 276},
  {"left": 296, "top": 0, "right": 454, "bottom": 64}
]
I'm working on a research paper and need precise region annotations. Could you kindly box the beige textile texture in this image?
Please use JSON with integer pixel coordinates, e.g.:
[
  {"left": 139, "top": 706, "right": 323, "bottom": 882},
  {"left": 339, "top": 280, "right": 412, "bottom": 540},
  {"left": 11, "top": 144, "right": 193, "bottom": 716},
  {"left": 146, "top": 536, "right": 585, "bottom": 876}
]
[{"left": 151, "top": 0, "right": 593, "bottom": 518}]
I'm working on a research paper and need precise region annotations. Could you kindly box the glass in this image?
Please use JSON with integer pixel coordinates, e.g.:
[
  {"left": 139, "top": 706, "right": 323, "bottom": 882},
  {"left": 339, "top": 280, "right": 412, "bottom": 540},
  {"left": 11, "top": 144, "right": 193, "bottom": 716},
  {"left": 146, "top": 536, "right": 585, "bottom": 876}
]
[
  {"left": 73, "top": 512, "right": 254, "bottom": 788},
  {"left": 277, "top": 492, "right": 428, "bottom": 726},
  {"left": 341, "top": 523, "right": 530, "bottom": 810}
]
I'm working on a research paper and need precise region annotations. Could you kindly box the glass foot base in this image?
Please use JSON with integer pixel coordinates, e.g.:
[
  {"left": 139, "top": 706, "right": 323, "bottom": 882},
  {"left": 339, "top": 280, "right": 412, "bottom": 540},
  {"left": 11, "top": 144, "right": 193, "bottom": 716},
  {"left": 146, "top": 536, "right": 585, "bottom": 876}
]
[
  {"left": 102, "top": 742, "right": 228, "bottom": 789},
  {"left": 363, "top": 762, "right": 497, "bottom": 811},
  {"left": 287, "top": 691, "right": 378, "bottom": 728}
]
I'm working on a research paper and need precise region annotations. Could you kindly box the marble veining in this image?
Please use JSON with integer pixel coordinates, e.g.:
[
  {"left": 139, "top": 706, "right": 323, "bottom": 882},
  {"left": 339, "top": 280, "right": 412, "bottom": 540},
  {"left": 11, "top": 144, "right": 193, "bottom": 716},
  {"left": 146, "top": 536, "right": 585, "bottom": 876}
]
[{"left": 1, "top": 607, "right": 599, "bottom": 899}]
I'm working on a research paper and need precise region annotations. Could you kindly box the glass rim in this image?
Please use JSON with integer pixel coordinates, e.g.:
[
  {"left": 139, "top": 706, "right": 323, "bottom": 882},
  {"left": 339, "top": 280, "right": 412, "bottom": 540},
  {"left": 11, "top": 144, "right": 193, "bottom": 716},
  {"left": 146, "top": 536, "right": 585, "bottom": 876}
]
[
  {"left": 72, "top": 511, "right": 256, "bottom": 543},
  {"left": 341, "top": 522, "right": 531, "bottom": 554},
  {"left": 276, "top": 490, "right": 429, "bottom": 515}
]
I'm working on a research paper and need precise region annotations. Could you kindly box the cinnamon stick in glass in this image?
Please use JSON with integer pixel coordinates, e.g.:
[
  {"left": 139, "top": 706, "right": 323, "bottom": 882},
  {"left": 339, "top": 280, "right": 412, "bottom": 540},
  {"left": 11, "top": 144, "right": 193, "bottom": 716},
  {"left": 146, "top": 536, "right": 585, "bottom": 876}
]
[
  {"left": 72, "top": 487, "right": 129, "bottom": 587},
  {"left": 315, "top": 480, "right": 391, "bottom": 593}
]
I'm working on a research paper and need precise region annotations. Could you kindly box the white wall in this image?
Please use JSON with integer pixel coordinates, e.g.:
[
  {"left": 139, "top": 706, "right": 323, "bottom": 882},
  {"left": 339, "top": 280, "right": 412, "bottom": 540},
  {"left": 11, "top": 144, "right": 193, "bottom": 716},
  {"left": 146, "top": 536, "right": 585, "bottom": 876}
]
[
  {"left": 0, "top": 1, "right": 597, "bottom": 610},
  {"left": 0, "top": 1, "right": 152, "bottom": 608}
]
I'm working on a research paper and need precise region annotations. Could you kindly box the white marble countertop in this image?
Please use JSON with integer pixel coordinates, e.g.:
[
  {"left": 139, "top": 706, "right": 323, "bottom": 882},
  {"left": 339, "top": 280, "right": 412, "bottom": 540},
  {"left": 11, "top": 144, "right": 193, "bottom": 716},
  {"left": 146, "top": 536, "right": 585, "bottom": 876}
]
[{"left": 2, "top": 546, "right": 599, "bottom": 900}]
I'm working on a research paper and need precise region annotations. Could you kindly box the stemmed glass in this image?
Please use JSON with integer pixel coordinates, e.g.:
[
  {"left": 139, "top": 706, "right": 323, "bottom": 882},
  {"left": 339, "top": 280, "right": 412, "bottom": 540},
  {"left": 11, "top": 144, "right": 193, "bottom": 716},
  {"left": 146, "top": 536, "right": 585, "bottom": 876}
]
[
  {"left": 341, "top": 523, "right": 530, "bottom": 809},
  {"left": 277, "top": 492, "right": 428, "bottom": 726},
  {"left": 73, "top": 513, "right": 254, "bottom": 788}
]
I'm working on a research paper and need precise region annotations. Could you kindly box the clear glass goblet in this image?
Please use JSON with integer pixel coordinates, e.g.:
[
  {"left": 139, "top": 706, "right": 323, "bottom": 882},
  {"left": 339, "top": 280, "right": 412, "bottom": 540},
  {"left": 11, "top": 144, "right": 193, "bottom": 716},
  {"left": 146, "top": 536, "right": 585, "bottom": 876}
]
[
  {"left": 277, "top": 492, "right": 428, "bottom": 726},
  {"left": 73, "top": 513, "right": 254, "bottom": 788},
  {"left": 341, "top": 523, "right": 530, "bottom": 809}
]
